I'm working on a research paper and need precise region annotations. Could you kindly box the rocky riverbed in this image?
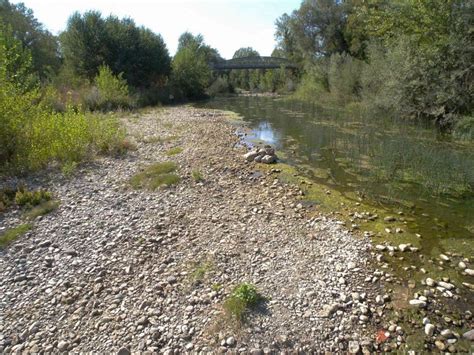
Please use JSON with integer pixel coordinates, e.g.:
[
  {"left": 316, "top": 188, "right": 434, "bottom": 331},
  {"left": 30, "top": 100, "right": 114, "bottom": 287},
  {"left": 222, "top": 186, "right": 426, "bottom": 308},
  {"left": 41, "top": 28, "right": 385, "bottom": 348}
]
[{"left": 0, "top": 107, "right": 470, "bottom": 353}]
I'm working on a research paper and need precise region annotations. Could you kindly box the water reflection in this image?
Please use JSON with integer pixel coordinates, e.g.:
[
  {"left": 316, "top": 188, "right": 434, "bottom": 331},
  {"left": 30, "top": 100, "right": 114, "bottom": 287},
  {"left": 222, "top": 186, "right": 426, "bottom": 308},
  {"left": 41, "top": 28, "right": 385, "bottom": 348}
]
[{"left": 198, "top": 96, "right": 474, "bottom": 253}]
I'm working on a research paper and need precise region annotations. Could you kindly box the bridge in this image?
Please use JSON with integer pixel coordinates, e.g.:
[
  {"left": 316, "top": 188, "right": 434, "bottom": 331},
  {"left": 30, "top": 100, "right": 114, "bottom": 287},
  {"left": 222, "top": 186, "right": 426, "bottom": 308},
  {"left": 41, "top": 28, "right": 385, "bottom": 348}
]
[{"left": 211, "top": 56, "right": 297, "bottom": 71}]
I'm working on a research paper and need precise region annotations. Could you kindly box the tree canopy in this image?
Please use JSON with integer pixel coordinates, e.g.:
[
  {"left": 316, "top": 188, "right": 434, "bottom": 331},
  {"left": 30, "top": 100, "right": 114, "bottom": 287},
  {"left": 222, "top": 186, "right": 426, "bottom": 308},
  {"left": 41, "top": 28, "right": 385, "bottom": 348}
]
[
  {"left": 0, "top": 0, "right": 60, "bottom": 79},
  {"left": 60, "top": 11, "right": 171, "bottom": 88}
]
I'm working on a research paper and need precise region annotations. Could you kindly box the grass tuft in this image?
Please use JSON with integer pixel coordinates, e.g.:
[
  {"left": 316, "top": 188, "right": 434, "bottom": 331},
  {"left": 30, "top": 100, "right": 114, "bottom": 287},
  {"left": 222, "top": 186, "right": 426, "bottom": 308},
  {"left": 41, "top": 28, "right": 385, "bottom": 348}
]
[
  {"left": 24, "top": 200, "right": 60, "bottom": 219},
  {"left": 223, "top": 283, "right": 263, "bottom": 324},
  {"left": 190, "top": 260, "right": 213, "bottom": 283},
  {"left": 0, "top": 224, "right": 32, "bottom": 248},
  {"left": 192, "top": 169, "right": 204, "bottom": 182},
  {"left": 166, "top": 147, "right": 183, "bottom": 156},
  {"left": 130, "top": 162, "right": 180, "bottom": 190}
]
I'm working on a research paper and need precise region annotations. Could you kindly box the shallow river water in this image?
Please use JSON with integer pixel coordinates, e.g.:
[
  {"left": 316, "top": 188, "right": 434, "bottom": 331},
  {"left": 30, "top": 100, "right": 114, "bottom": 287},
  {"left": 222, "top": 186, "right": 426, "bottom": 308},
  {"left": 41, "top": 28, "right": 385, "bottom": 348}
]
[{"left": 199, "top": 96, "right": 474, "bottom": 276}]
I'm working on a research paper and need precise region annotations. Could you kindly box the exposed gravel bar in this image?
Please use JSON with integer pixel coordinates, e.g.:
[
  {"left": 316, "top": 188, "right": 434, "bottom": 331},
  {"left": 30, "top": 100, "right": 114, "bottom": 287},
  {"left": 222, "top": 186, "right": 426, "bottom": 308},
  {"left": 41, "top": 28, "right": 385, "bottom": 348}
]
[{"left": 0, "top": 107, "right": 381, "bottom": 353}]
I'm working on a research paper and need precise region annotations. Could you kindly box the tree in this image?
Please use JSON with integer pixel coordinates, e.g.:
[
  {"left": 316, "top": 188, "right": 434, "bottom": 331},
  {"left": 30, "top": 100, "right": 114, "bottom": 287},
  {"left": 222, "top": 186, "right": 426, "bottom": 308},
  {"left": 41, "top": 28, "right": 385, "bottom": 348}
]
[
  {"left": 275, "top": 0, "right": 350, "bottom": 61},
  {"left": 0, "top": 0, "right": 60, "bottom": 79},
  {"left": 171, "top": 33, "right": 212, "bottom": 99},
  {"left": 60, "top": 11, "right": 171, "bottom": 88}
]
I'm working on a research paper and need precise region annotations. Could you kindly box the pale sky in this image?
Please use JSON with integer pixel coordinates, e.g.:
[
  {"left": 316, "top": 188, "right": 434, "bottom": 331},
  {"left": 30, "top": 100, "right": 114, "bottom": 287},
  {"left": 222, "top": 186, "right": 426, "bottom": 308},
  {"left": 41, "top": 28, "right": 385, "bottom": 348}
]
[{"left": 16, "top": 0, "right": 301, "bottom": 59}]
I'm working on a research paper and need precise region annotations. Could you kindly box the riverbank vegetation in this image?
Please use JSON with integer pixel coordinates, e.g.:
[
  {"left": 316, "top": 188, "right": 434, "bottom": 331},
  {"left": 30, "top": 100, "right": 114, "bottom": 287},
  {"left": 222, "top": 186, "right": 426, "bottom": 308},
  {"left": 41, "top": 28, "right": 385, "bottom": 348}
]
[
  {"left": 0, "top": 1, "right": 219, "bottom": 174},
  {"left": 1, "top": 0, "right": 472, "bottom": 176},
  {"left": 273, "top": 0, "right": 473, "bottom": 133}
]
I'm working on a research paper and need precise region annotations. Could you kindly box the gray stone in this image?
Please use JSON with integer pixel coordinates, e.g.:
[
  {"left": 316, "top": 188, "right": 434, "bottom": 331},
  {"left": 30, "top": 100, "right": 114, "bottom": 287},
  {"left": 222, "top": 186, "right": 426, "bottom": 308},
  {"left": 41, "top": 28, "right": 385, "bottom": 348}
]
[
  {"left": 117, "top": 347, "right": 131, "bottom": 355},
  {"left": 348, "top": 341, "right": 360, "bottom": 354},
  {"left": 463, "top": 329, "right": 474, "bottom": 341}
]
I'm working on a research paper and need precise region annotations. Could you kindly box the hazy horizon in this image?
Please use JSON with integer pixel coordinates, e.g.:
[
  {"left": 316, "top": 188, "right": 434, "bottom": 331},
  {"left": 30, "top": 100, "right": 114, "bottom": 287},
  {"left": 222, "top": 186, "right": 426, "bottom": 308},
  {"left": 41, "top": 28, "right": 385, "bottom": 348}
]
[{"left": 15, "top": 0, "right": 301, "bottom": 59}]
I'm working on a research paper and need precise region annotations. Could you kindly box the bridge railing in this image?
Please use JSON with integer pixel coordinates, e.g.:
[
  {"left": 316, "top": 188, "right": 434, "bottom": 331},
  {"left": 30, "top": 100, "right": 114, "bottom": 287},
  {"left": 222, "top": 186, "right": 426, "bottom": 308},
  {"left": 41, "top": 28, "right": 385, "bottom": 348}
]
[{"left": 211, "top": 56, "right": 297, "bottom": 70}]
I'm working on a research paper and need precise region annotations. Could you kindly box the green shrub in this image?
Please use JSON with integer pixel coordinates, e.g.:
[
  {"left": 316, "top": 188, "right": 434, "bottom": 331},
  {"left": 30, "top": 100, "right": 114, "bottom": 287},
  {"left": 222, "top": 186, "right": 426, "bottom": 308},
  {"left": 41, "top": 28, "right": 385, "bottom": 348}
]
[
  {"left": 15, "top": 189, "right": 51, "bottom": 207},
  {"left": 453, "top": 116, "right": 474, "bottom": 141},
  {"left": 328, "top": 52, "right": 362, "bottom": 104},
  {"left": 207, "top": 77, "right": 233, "bottom": 96},
  {"left": 0, "top": 25, "right": 128, "bottom": 173},
  {"left": 86, "top": 65, "right": 133, "bottom": 111},
  {"left": 223, "top": 283, "right": 262, "bottom": 323},
  {"left": 130, "top": 162, "right": 180, "bottom": 190}
]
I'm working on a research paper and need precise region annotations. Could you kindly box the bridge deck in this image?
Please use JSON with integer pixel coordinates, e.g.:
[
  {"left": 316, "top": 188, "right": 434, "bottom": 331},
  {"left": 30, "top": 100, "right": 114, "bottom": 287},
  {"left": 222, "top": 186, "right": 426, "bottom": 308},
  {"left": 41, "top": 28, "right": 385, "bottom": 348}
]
[{"left": 211, "top": 56, "right": 297, "bottom": 71}]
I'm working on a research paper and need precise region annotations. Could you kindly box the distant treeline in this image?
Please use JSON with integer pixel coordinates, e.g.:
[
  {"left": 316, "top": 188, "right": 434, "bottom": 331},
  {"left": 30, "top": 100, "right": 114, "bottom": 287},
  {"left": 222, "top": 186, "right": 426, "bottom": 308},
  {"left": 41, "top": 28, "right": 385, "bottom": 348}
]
[{"left": 272, "top": 0, "right": 473, "bottom": 135}]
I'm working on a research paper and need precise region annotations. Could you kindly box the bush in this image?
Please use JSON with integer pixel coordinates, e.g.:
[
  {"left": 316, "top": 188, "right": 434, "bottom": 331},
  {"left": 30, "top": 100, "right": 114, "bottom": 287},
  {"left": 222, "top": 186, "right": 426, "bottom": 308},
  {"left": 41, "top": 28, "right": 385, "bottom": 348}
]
[
  {"left": 328, "top": 52, "right": 362, "bottom": 104},
  {"left": 85, "top": 65, "right": 133, "bottom": 111},
  {"left": 171, "top": 46, "right": 210, "bottom": 100},
  {"left": 15, "top": 188, "right": 51, "bottom": 207},
  {"left": 207, "top": 77, "right": 233, "bottom": 96},
  {"left": 453, "top": 116, "right": 474, "bottom": 141},
  {"left": 1, "top": 24, "right": 127, "bottom": 173},
  {"left": 223, "top": 283, "right": 263, "bottom": 323}
]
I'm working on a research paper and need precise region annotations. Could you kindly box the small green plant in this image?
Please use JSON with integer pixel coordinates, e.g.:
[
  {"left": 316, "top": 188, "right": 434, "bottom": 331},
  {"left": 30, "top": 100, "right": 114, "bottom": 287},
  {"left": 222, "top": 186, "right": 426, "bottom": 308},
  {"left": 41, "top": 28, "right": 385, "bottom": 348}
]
[
  {"left": 212, "top": 283, "right": 223, "bottom": 292},
  {"left": 15, "top": 189, "right": 52, "bottom": 208},
  {"left": 130, "top": 162, "right": 180, "bottom": 190},
  {"left": 190, "top": 260, "right": 213, "bottom": 283},
  {"left": 24, "top": 200, "right": 60, "bottom": 219},
  {"left": 192, "top": 169, "right": 204, "bottom": 182},
  {"left": 223, "top": 283, "right": 263, "bottom": 324},
  {"left": 0, "top": 224, "right": 32, "bottom": 248},
  {"left": 166, "top": 147, "right": 183, "bottom": 156}
]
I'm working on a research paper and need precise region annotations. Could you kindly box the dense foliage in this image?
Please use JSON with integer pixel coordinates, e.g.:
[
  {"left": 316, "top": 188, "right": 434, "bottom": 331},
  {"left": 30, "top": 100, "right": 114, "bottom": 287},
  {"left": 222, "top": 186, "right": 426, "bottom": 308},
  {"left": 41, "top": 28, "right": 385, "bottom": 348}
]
[
  {"left": 275, "top": 0, "right": 473, "bottom": 131},
  {"left": 171, "top": 32, "right": 220, "bottom": 99},
  {"left": 60, "top": 11, "right": 171, "bottom": 88},
  {"left": 0, "top": 0, "right": 60, "bottom": 79},
  {"left": 0, "top": 21, "right": 126, "bottom": 173}
]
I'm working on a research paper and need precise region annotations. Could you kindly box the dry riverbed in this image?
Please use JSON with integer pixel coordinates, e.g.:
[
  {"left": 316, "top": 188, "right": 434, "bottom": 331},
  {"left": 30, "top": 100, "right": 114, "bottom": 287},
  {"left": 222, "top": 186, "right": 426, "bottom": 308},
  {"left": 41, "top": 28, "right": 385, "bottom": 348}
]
[{"left": 1, "top": 106, "right": 465, "bottom": 353}]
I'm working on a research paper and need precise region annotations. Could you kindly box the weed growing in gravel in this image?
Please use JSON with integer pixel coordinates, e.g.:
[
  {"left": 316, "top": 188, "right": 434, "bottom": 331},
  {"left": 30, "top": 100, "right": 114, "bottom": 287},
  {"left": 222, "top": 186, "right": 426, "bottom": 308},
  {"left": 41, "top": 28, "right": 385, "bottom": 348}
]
[
  {"left": 190, "top": 260, "right": 213, "bottom": 283},
  {"left": 24, "top": 200, "right": 60, "bottom": 219},
  {"left": 223, "top": 283, "right": 263, "bottom": 324},
  {"left": 192, "top": 170, "right": 204, "bottom": 182},
  {"left": 130, "top": 162, "right": 180, "bottom": 190},
  {"left": 166, "top": 147, "right": 183, "bottom": 156},
  {"left": 0, "top": 224, "right": 32, "bottom": 248},
  {"left": 212, "top": 283, "right": 223, "bottom": 292},
  {"left": 15, "top": 189, "right": 52, "bottom": 208}
]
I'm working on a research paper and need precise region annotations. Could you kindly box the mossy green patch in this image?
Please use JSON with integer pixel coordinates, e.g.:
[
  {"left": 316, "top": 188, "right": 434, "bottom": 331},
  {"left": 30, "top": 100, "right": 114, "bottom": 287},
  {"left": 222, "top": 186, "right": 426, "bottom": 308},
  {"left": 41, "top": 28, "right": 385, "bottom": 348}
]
[
  {"left": 166, "top": 147, "right": 183, "bottom": 156},
  {"left": 0, "top": 224, "right": 32, "bottom": 248},
  {"left": 130, "top": 162, "right": 180, "bottom": 190},
  {"left": 192, "top": 169, "right": 204, "bottom": 182},
  {"left": 24, "top": 200, "right": 60, "bottom": 219}
]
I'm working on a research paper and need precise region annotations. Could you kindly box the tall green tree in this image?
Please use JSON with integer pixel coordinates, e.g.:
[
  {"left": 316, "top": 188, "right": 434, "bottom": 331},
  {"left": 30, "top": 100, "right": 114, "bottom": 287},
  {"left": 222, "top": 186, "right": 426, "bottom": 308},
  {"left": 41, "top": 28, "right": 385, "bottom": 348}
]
[
  {"left": 60, "top": 11, "right": 171, "bottom": 88},
  {"left": 171, "top": 32, "right": 213, "bottom": 99},
  {"left": 0, "top": 0, "right": 60, "bottom": 79}
]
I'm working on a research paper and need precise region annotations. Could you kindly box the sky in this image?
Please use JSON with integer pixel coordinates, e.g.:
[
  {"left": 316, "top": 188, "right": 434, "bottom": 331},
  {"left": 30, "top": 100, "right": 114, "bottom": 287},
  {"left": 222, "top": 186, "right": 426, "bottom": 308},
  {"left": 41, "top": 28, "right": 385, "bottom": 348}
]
[{"left": 16, "top": 0, "right": 301, "bottom": 59}]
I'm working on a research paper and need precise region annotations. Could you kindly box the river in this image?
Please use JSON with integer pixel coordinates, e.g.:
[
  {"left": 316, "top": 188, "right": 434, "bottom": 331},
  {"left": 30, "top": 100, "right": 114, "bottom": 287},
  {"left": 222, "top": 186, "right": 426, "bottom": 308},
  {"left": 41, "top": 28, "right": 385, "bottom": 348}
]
[{"left": 199, "top": 95, "right": 474, "bottom": 290}]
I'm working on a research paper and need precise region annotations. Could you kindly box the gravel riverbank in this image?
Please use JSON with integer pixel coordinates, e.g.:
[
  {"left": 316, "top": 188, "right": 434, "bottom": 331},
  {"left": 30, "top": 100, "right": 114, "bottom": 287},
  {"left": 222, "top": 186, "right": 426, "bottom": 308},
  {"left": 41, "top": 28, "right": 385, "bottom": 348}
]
[{"left": 1, "top": 107, "right": 382, "bottom": 353}]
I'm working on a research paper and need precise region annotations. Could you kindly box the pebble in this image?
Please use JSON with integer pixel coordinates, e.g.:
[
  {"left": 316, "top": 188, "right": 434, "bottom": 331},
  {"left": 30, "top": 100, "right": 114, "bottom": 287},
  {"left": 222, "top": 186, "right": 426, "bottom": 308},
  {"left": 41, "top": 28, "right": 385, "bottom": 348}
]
[
  {"left": 463, "top": 329, "right": 474, "bottom": 341},
  {"left": 57, "top": 340, "right": 69, "bottom": 352},
  {"left": 425, "top": 323, "right": 435, "bottom": 336},
  {"left": 435, "top": 340, "right": 446, "bottom": 351}
]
